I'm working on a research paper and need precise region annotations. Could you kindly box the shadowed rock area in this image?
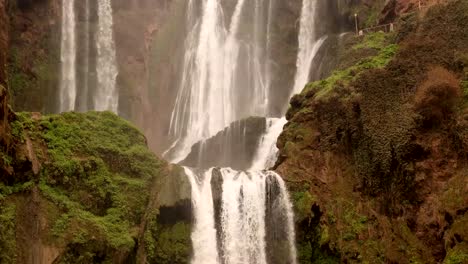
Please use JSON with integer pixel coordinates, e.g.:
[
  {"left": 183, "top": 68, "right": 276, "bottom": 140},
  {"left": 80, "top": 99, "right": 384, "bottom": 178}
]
[{"left": 181, "top": 117, "right": 267, "bottom": 170}]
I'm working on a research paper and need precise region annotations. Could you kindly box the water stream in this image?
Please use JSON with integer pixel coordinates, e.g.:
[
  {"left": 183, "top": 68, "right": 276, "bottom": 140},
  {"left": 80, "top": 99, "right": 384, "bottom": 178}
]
[
  {"left": 59, "top": 0, "right": 119, "bottom": 113},
  {"left": 95, "top": 0, "right": 119, "bottom": 112},
  {"left": 59, "top": 0, "right": 77, "bottom": 112}
]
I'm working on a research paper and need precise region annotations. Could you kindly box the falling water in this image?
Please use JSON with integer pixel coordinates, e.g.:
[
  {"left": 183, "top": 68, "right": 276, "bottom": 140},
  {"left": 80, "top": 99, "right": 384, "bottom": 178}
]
[
  {"left": 59, "top": 0, "right": 77, "bottom": 112},
  {"left": 78, "top": 0, "right": 90, "bottom": 112},
  {"left": 185, "top": 167, "right": 220, "bottom": 264},
  {"left": 95, "top": 0, "right": 119, "bottom": 112},
  {"left": 174, "top": 0, "right": 333, "bottom": 263},
  {"left": 166, "top": 0, "right": 274, "bottom": 162},
  {"left": 250, "top": 117, "right": 287, "bottom": 170},
  {"left": 220, "top": 169, "right": 268, "bottom": 264},
  {"left": 185, "top": 168, "right": 297, "bottom": 264},
  {"left": 292, "top": 0, "right": 327, "bottom": 96}
]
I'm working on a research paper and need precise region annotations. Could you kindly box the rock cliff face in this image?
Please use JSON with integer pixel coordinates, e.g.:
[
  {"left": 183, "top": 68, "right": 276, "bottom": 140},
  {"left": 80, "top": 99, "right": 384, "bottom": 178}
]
[
  {"left": 276, "top": 1, "right": 468, "bottom": 262},
  {"left": 6, "top": 0, "right": 174, "bottom": 119},
  {"left": 180, "top": 117, "right": 267, "bottom": 170},
  {"left": 0, "top": 0, "right": 10, "bottom": 156},
  {"left": 7, "top": 0, "right": 60, "bottom": 112}
]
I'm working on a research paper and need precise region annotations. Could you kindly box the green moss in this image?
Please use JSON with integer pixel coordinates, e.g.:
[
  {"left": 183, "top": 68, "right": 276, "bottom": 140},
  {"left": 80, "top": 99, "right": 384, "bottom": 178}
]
[
  {"left": 305, "top": 32, "right": 398, "bottom": 99},
  {"left": 145, "top": 221, "right": 191, "bottom": 264},
  {"left": 353, "top": 32, "right": 388, "bottom": 50},
  {"left": 0, "top": 203, "right": 17, "bottom": 263},
  {"left": 444, "top": 243, "right": 468, "bottom": 264},
  {"left": 3, "top": 111, "right": 166, "bottom": 257},
  {"left": 8, "top": 48, "right": 33, "bottom": 98},
  {"left": 293, "top": 191, "right": 315, "bottom": 221}
]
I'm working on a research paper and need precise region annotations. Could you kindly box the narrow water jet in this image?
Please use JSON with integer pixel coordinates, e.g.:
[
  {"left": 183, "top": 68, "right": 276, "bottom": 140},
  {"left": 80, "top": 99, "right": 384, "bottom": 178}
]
[
  {"left": 184, "top": 167, "right": 220, "bottom": 264},
  {"left": 95, "top": 0, "right": 119, "bottom": 112},
  {"left": 59, "top": 0, "right": 77, "bottom": 112},
  {"left": 78, "top": 0, "right": 90, "bottom": 112},
  {"left": 250, "top": 117, "right": 287, "bottom": 170},
  {"left": 292, "top": 0, "right": 326, "bottom": 96}
]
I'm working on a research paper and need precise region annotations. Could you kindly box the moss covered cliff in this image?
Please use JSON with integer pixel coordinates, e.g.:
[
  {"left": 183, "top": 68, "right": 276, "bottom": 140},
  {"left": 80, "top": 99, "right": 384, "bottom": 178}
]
[
  {"left": 0, "top": 111, "right": 192, "bottom": 263},
  {"left": 277, "top": 0, "right": 468, "bottom": 263}
]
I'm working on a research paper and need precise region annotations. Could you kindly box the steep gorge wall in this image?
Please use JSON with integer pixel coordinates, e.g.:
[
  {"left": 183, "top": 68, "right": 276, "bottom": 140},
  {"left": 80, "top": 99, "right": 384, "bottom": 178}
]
[
  {"left": 7, "top": 0, "right": 60, "bottom": 112},
  {"left": 277, "top": 1, "right": 468, "bottom": 262}
]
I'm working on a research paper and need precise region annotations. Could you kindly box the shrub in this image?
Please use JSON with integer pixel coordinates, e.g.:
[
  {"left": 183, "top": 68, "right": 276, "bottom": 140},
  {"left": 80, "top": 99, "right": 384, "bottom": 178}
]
[{"left": 414, "top": 67, "right": 461, "bottom": 127}]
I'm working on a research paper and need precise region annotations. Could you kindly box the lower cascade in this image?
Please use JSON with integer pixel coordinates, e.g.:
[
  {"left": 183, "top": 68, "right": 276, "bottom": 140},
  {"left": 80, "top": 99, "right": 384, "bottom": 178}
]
[{"left": 185, "top": 167, "right": 297, "bottom": 264}]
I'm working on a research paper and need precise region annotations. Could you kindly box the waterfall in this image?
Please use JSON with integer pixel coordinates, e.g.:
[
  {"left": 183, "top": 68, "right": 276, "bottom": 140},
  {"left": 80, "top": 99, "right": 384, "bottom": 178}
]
[
  {"left": 250, "top": 117, "right": 287, "bottom": 170},
  {"left": 185, "top": 168, "right": 297, "bottom": 264},
  {"left": 59, "top": 0, "right": 77, "bottom": 112},
  {"left": 78, "top": 0, "right": 90, "bottom": 112},
  {"left": 220, "top": 169, "right": 268, "bottom": 264},
  {"left": 59, "top": 0, "right": 119, "bottom": 113},
  {"left": 292, "top": 0, "right": 327, "bottom": 96},
  {"left": 166, "top": 0, "right": 274, "bottom": 162},
  {"left": 170, "top": 0, "right": 333, "bottom": 263},
  {"left": 185, "top": 167, "right": 220, "bottom": 264},
  {"left": 95, "top": 0, "right": 119, "bottom": 112}
]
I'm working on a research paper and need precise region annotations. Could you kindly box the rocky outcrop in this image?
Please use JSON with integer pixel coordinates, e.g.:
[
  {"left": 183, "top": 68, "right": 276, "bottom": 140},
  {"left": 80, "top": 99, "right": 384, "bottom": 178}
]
[
  {"left": 180, "top": 117, "right": 267, "bottom": 170},
  {"left": 0, "top": 111, "right": 193, "bottom": 263},
  {"left": 277, "top": 1, "right": 468, "bottom": 262}
]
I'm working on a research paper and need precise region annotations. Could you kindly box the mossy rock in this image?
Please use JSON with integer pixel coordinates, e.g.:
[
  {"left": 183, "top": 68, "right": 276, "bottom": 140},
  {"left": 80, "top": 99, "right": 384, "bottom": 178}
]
[{"left": 0, "top": 111, "right": 193, "bottom": 263}]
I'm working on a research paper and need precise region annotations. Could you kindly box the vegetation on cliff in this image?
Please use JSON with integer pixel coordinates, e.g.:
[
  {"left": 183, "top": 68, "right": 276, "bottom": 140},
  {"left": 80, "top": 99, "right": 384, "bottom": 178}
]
[
  {"left": 0, "top": 111, "right": 191, "bottom": 263},
  {"left": 277, "top": 0, "right": 468, "bottom": 263}
]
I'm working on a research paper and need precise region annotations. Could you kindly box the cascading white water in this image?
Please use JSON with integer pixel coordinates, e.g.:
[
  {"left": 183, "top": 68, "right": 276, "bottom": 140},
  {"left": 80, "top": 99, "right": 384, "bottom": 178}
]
[
  {"left": 166, "top": 0, "right": 274, "bottom": 162},
  {"left": 185, "top": 167, "right": 297, "bottom": 264},
  {"left": 78, "top": 0, "right": 90, "bottom": 112},
  {"left": 95, "top": 0, "right": 119, "bottom": 112},
  {"left": 273, "top": 171, "right": 298, "bottom": 264},
  {"left": 220, "top": 169, "right": 268, "bottom": 264},
  {"left": 184, "top": 167, "right": 220, "bottom": 264},
  {"left": 292, "top": 0, "right": 327, "bottom": 96},
  {"left": 59, "top": 0, "right": 77, "bottom": 112},
  {"left": 250, "top": 117, "right": 288, "bottom": 170},
  {"left": 177, "top": 0, "right": 332, "bottom": 263}
]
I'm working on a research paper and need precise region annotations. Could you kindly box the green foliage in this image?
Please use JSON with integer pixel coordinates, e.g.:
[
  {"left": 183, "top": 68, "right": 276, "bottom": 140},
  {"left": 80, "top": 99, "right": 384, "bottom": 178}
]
[
  {"left": 0, "top": 203, "right": 17, "bottom": 263},
  {"left": 7, "top": 48, "right": 33, "bottom": 98},
  {"left": 305, "top": 32, "right": 398, "bottom": 99},
  {"left": 20, "top": 111, "right": 165, "bottom": 257},
  {"left": 145, "top": 221, "right": 191, "bottom": 264},
  {"left": 293, "top": 191, "right": 315, "bottom": 221},
  {"left": 10, "top": 112, "right": 35, "bottom": 143},
  {"left": 444, "top": 243, "right": 468, "bottom": 264},
  {"left": 353, "top": 32, "right": 388, "bottom": 50}
]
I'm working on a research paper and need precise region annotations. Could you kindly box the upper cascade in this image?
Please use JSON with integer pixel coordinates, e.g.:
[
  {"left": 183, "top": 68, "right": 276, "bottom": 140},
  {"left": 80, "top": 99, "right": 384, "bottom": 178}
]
[{"left": 165, "top": 0, "right": 277, "bottom": 162}]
